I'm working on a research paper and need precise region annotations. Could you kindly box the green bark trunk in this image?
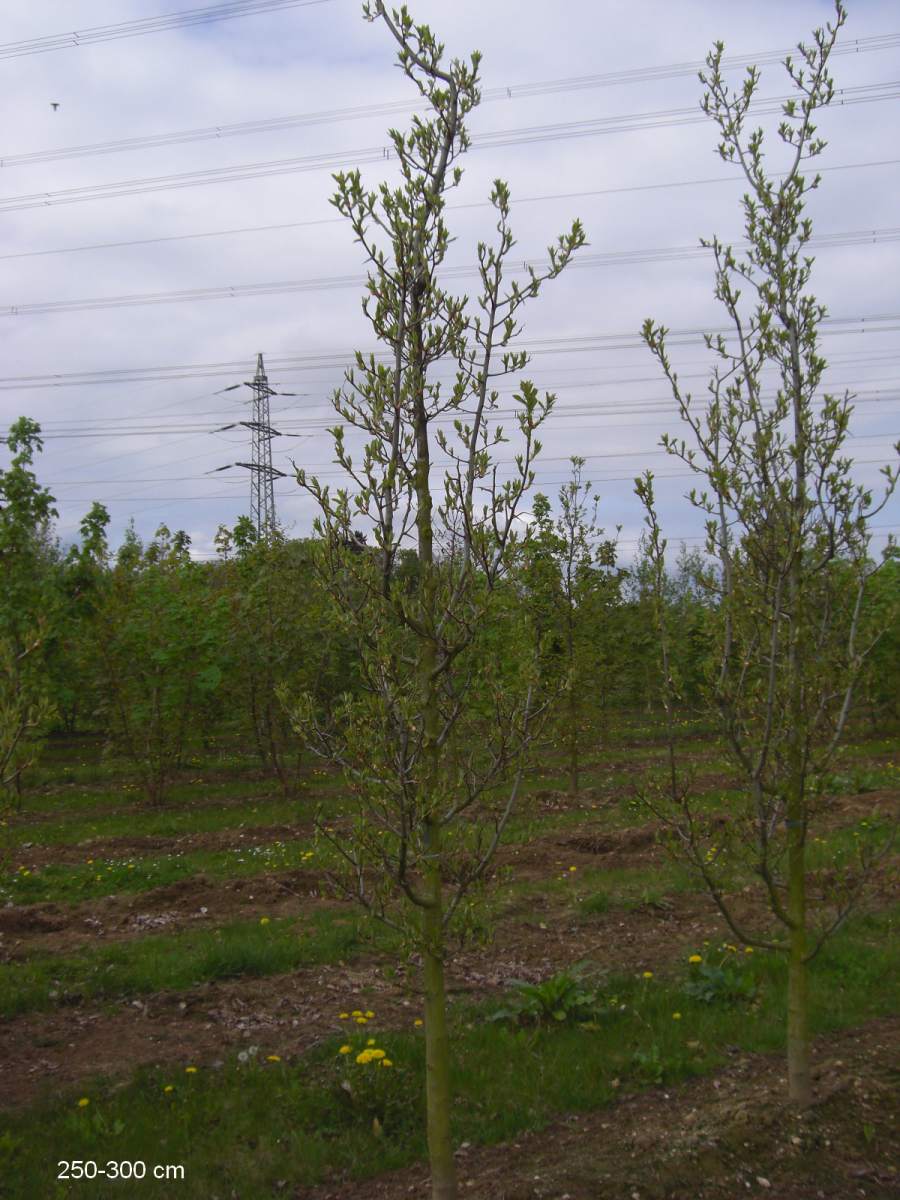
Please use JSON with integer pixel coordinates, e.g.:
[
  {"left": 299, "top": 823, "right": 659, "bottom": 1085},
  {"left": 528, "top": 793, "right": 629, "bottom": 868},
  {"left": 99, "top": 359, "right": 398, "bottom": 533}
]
[
  {"left": 786, "top": 815, "right": 811, "bottom": 1106},
  {"left": 412, "top": 290, "right": 457, "bottom": 1195},
  {"left": 566, "top": 612, "right": 578, "bottom": 796},
  {"left": 422, "top": 841, "right": 457, "bottom": 1200},
  {"left": 567, "top": 686, "right": 579, "bottom": 797},
  {"left": 785, "top": 326, "right": 811, "bottom": 1108}
]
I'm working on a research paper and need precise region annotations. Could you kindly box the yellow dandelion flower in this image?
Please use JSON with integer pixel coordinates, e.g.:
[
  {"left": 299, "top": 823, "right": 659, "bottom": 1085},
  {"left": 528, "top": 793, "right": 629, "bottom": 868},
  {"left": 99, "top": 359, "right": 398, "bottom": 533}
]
[
  {"left": 688, "top": 954, "right": 702, "bottom": 964},
  {"left": 744, "top": 947, "right": 754, "bottom": 954},
  {"left": 380, "top": 1059, "right": 393, "bottom": 1068},
  {"left": 355, "top": 1017, "right": 368, "bottom": 1025},
  {"left": 365, "top": 1010, "right": 374, "bottom": 1018},
  {"left": 259, "top": 917, "right": 271, "bottom": 926},
  {"left": 266, "top": 1055, "right": 281, "bottom": 1063},
  {"left": 414, "top": 1019, "right": 423, "bottom": 1027},
  {"left": 642, "top": 971, "right": 653, "bottom": 980},
  {"left": 339, "top": 1045, "right": 352, "bottom": 1055},
  {"left": 77, "top": 1098, "right": 90, "bottom": 1108},
  {"left": 185, "top": 1066, "right": 198, "bottom": 1074},
  {"left": 356, "top": 1051, "right": 372, "bottom": 1064},
  {"left": 369, "top": 1049, "right": 385, "bottom": 1060},
  {"left": 351, "top": 1010, "right": 363, "bottom": 1017},
  {"left": 672, "top": 1012, "right": 682, "bottom": 1020},
  {"left": 569, "top": 866, "right": 577, "bottom": 873},
  {"left": 163, "top": 1085, "right": 174, "bottom": 1094},
  {"left": 366, "top": 1038, "right": 376, "bottom": 1046}
]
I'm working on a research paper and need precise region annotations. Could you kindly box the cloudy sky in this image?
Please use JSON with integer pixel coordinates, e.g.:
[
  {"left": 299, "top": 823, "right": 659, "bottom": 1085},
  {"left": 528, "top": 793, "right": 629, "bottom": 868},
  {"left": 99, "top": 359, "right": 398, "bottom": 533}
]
[{"left": 2, "top": 0, "right": 898, "bottom": 563}]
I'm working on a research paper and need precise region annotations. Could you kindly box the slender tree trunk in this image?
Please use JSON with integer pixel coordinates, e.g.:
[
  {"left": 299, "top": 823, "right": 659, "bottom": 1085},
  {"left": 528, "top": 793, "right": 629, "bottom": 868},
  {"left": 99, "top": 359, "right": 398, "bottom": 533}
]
[
  {"left": 785, "top": 323, "right": 811, "bottom": 1107},
  {"left": 566, "top": 604, "right": 578, "bottom": 796},
  {"left": 411, "top": 282, "right": 457, "bottom": 1197},
  {"left": 786, "top": 785, "right": 811, "bottom": 1106},
  {"left": 567, "top": 684, "right": 579, "bottom": 796},
  {"left": 422, "top": 830, "right": 456, "bottom": 1200}
]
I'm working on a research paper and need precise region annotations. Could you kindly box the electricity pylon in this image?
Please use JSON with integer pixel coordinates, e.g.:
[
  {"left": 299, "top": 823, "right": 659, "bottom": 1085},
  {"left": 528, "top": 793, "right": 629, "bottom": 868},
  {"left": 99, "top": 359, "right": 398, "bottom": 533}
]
[
  {"left": 246, "top": 352, "right": 278, "bottom": 536},
  {"left": 210, "top": 353, "right": 288, "bottom": 539}
]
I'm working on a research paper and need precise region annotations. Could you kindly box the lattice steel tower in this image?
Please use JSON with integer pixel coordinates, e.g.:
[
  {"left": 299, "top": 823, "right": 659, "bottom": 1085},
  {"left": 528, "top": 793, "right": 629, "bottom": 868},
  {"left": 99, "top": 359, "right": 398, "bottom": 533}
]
[
  {"left": 210, "top": 353, "right": 294, "bottom": 536},
  {"left": 246, "top": 352, "right": 278, "bottom": 536}
]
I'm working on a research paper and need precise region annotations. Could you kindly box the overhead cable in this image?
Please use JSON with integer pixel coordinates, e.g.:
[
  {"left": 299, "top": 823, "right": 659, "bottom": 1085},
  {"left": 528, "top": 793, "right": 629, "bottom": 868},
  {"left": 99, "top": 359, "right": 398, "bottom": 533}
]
[
  {"left": 5, "top": 226, "right": 898, "bottom": 319},
  {"left": 4, "top": 157, "right": 897, "bottom": 263},
  {"left": 45, "top": 477, "right": 900, "bottom": 506},
  {"left": 3, "top": 31, "right": 898, "bottom": 167},
  {"left": 1, "top": 82, "right": 896, "bottom": 213},
  {"left": 4, "top": 313, "right": 899, "bottom": 390},
  {"left": 0, "top": 0, "right": 333, "bottom": 60}
]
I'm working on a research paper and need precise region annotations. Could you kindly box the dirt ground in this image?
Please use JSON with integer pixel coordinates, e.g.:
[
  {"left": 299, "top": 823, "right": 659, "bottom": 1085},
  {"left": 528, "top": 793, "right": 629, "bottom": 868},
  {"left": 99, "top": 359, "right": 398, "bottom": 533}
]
[
  {"left": 0, "top": 815, "right": 672, "bottom": 959},
  {"left": 0, "top": 864, "right": 323, "bottom": 956},
  {"left": 7, "top": 819, "right": 311, "bottom": 868},
  {"left": 0, "top": 874, "right": 734, "bottom": 1111},
  {"left": 2, "top": 866, "right": 894, "bottom": 1115}
]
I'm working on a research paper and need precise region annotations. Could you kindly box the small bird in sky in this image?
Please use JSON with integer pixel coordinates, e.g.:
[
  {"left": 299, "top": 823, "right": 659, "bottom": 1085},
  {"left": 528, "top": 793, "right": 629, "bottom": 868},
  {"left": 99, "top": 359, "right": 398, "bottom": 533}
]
[{"left": 50, "top": 102, "right": 60, "bottom": 111}]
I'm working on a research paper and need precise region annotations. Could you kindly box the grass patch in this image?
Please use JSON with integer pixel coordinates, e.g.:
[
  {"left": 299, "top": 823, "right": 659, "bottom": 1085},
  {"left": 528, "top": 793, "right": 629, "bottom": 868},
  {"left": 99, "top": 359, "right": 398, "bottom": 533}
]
[
  {"left": 8, "top": 764, "right": 349, "bottom": 850},
  {"left": 495, "top": 857, "right": 701, "bottom": 918},
  {"left": 3, "top": 838, "right": 320, "bottom": 906},
  {"left": 0, "top": 910, "right": 372, "bottom": 1018}
]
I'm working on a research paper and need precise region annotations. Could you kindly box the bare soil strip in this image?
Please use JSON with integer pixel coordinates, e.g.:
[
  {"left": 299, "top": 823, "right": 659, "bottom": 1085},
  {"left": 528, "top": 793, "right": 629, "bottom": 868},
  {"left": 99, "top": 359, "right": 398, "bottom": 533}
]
[
  {"left": 2, "top": 792, "right": 896, "bottom": 960},
  {"left": 7, "top": 821, "right": 311, "bottom": 869},
  {"left": 0, "top": 887, "right": 747, "bottom": 1111},
  {"left": 0, "top": 820, "right": 670, "bottom": 958},
  {"left": 0, "top": 867, "right": 323, "bottom": 958}
]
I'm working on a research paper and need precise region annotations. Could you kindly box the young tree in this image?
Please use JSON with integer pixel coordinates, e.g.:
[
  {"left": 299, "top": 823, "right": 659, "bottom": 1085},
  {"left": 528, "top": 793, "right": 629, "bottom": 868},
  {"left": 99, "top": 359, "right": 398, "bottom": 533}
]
[
  {"left": 290, "top": 5, "right": 584, "bottom": 1194},
  {"left": 855, "top": 557, "right": 900, "bottom": 726},
  {"left": 0, "top": 634, "right": 55, "bottom": 808},
  {"left": 0, "top": 419, "right": 60, "bottom": 801},
  {"left": 38, "top": 501, "right": 115, "bottom": 737},
  {"left": 96, "top": 524, "right": 227, "bottom": 804},
  {"left": 635, "top": 1, "right": 898, "bottom": 1107},
  {"left": 0, "top": 419, "right": 58, "bottom": 641},
  {"left": 529, "top": 458, "right": 620, "bottom": 794},
  {"left": 214, "top": 520, "right": 355, "bottom": 793}
]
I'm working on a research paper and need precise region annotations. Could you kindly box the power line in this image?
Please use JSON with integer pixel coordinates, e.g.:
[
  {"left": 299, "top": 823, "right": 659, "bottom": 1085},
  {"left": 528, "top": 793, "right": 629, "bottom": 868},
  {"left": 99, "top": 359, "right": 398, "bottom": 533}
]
[
  {"left": 4, "top": 32, "right": 898, "bottom": 167},
  {"left": 2, "top": 82, "right": 896, "bottom": 214},
  {"left": 0, "top": 0, "right": 333, "bottom": 60},
  {"left": 47, "top": 482, "right": 900, "bottom": 507},
  {"left": 30, "top": 404, "right": 310, "bottom": 429},
  {"left": 35, "top": 395, "right": 898, "bottom": 501},
  {"left": 4, "top": 314, "right": 899, "bottom": 391},
  {"left": 40, "top": 438, "right": 900, "bottom": 486},
  {"left": 4, "top": 157, "right": 897, "bottom": 264},
  {"left": 24, "top": 391, "right": 900, "bottom": 439},
  {"left": 25, "top": 369, "right": 899, "bottom": 490},
  {"left": 23, "top": 349, "right": 900, "bottom": 423},
  {"left": 19, "top": 396, "right": 900, "bottom": 503},
  {"left": 5, "top": 226, "right": 898, "bottom": 319}
]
